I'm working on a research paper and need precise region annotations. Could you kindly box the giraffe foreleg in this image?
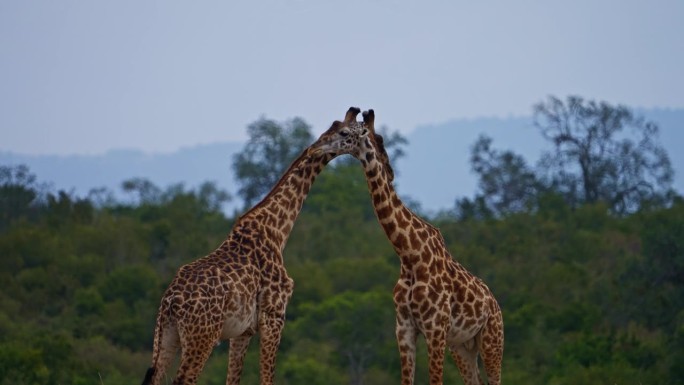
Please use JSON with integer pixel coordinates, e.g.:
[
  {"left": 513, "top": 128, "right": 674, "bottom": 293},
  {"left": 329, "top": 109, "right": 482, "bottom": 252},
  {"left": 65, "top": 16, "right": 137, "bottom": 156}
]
[
  {"left": 256, "top": 273, "right": 293, "bottom": 385},
  {"left": 257, "top": 312, "right": 286, "bottom": 385},
  {"left": 425, "top": 327, "right": 447, "bottom": 385},
  {"left": 396, "top": 315, "right": 417, "bottom": 385}
]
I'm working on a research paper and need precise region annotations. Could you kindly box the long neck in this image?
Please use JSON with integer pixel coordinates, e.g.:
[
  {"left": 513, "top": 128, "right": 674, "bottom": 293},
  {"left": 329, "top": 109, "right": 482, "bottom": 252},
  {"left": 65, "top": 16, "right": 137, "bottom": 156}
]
[
  {"left": 359, "top": 147, "right": 443, "bottom": 266},
  {"left": 237, "top": 149, "right": 333, "bottom": 252}
]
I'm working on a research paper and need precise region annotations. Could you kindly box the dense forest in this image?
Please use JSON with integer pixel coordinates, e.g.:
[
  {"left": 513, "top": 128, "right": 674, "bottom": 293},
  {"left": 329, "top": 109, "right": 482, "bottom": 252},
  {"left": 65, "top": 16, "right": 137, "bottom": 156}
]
[{"left": 1, "top": 97, "right": 683, "bottom": 384}]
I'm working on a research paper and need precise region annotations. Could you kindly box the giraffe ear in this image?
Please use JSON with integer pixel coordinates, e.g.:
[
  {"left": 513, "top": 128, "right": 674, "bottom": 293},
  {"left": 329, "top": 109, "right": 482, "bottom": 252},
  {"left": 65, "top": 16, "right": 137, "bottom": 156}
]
[
  {"left": 362, "top": 109, "right": 375, "bottom": 132},
  {"left": 344, "top": 107, "right": 361, "bottom": 124}
]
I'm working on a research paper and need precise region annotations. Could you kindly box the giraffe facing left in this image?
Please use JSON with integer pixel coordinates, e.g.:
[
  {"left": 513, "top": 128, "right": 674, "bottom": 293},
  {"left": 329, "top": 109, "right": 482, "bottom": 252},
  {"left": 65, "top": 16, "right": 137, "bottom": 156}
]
[{"left": 141, "top": 108, "right": 369, "bottom": 385}]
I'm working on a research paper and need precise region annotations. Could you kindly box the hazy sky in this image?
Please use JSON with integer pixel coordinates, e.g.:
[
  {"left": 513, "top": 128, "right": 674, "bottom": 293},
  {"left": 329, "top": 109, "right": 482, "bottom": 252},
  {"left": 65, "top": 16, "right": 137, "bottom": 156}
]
[{"left": 2, "top": 0, "right": 683, "bottom": 155}]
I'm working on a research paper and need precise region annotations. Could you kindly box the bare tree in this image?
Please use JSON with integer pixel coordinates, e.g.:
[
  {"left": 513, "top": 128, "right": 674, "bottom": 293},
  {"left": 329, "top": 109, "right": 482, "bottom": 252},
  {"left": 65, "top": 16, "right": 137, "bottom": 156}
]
[
  {"left": 534, "top": 95, "right": 674, "bottom": 214},
  {"left": 469, "top": 134, "right": 540, "bottom": 216}
]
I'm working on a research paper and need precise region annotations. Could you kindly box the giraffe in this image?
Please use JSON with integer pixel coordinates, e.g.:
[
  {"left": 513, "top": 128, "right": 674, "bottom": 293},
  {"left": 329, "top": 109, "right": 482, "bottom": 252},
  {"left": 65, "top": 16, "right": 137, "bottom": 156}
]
[
  {"left": 141, "top": 107, "right": 370, "bottom": 385},
  {"left": 358, "top": 109, "right": 503, "bottom": 385}
]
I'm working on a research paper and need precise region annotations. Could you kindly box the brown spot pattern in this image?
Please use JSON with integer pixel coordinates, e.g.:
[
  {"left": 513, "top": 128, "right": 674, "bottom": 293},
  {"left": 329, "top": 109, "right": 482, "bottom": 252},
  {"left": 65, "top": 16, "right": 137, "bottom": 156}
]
[
  {"left": 356, "top": 114, "right": 504, "bottom": 385},
  {"left": 143, "top": 109, "right": 371, "bottom": 385}
]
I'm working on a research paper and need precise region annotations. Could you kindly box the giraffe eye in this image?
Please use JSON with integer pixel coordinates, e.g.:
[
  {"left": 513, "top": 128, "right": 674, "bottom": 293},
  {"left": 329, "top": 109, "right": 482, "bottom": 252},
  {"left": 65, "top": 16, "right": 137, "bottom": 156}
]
[{"left": 339, "top": 130, "right": 349, "bottom": 137}]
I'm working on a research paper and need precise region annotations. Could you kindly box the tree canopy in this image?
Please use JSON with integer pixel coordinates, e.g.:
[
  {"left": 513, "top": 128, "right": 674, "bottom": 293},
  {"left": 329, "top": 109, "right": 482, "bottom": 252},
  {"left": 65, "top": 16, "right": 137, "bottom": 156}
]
[
  {"left": 458, "top": 95, "right": 675, "bottom": 219},
  {"left": 1, "top": 101, "right": 682, "bottom": 384},
  {"left": 232, "top": 117, "right": 314, "bottom": 208},
  {"left": 534, "top": 95, "right": 674, "bottom": 214}
]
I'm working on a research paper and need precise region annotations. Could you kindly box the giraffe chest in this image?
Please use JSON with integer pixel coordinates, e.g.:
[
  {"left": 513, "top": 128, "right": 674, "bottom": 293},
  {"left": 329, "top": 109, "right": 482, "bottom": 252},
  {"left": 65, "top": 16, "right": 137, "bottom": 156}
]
[
  {"left": 447, "top": 286, "right": 491, "bottom": 345},
  {"left": 394, "top": 278, "right": 451, "bottom": 328},
  {"left": 394, "top": 275, "right": 491, "bottom": 344}
]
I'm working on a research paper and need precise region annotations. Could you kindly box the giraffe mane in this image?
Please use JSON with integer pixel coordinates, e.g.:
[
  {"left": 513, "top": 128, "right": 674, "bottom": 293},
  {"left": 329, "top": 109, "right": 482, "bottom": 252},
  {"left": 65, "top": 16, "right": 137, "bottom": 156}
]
[{"left": 372, "top": 133, "right": 395, "bottom": 183}]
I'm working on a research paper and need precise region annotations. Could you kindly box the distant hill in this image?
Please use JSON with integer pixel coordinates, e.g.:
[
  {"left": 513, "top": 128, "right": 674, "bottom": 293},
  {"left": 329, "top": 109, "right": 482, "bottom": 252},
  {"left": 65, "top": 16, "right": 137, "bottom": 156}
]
[
  {"left": 1, "top": 109, "right": 682, "bottom": 213},
  {"left": 0, "top": 142, "right": 244, "bottom": 207}
]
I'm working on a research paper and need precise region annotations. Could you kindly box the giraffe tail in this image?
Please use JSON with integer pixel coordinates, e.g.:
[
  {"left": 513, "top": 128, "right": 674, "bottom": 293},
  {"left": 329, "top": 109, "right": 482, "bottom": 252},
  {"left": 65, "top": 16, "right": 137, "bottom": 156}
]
[
  {"left": 140, "top": 302, "right": 165, "bottom": 385},
  {"left": 142, "top": 296, "right": 179, "bottom": 385},
  {"left": 141, "top": 367, "right": 155, "bottom": 385}
]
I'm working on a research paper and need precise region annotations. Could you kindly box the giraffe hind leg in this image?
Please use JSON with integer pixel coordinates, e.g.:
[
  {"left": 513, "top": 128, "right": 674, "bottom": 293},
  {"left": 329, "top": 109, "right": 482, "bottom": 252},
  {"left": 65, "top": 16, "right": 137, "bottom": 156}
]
[
  {"left": 173, "top": 343, "right": 216, "bottom": 385},
  {"left": 449, "top": 339, "right": 483, "bottom": 385},
  {"left": 478, "top": 314, "right": 504, "bottom": 385},
  {"left": 173, "top": 325, "right": 221, "bottom": 385},
  {"left": 425, "top": 330, "right": 448, "bottom": 385}
]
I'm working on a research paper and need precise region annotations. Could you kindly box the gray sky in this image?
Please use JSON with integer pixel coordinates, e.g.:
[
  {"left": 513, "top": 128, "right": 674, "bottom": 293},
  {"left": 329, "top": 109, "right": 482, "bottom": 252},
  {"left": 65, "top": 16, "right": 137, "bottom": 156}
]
[{"left": 2, "top": 0, "right": 683, "bottom": 156}]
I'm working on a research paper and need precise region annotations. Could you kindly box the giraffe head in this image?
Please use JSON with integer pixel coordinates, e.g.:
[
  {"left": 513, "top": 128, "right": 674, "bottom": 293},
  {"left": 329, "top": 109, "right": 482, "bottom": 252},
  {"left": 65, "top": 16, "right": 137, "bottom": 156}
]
[
  {"left": 361, "top": 109, "right": 395, "bottom": 182},
  {"left": 309, "top": 107, "right": 369, "bottom": 157}
]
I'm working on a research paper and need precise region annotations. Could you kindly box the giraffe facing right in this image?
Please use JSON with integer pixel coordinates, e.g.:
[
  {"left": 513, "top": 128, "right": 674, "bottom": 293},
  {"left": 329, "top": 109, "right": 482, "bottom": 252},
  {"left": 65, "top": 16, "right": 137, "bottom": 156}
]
[
  {"left": 141, "top": 108, "right": 370, "bottom": 385},
  {"left": 339, "top": 109, "right": 504, "bottom": 385}
]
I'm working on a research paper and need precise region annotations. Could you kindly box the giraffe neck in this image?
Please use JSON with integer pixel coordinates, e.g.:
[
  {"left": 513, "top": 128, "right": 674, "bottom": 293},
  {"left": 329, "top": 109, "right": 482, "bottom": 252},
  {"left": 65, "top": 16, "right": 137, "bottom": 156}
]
[
  {"left": 358, "top": 141, "right": 454, "bottom": 273},
  {"left": 359, "top": 147, "right": 435, "bottom": 262},
  {"left": 237, "top": 149, "right": 333, "bottom": 252}
]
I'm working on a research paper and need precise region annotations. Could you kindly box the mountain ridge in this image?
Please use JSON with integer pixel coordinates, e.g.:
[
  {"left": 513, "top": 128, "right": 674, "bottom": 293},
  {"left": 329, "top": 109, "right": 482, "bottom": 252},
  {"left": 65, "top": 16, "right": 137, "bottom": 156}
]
[{"left": 2, "top": 109, "right": 682, "bottom": 213}]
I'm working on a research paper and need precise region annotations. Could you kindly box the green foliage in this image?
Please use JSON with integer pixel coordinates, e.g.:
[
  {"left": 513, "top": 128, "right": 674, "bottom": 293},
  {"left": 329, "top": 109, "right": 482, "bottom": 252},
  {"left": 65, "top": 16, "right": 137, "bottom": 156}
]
[
  {"left": 280, "top": 355, "right": 346, "bottom": 385},
  {"left": 0, "top": 175, "right": 231, "bottom": 382},
  {"left": 0, "top": 165, "right": 43, "bottom": 231},
  {"left": 1, "top": 156, "right": 682, "bottom": 384},
  {"left": 98, "top": 265, "right": 159, "bottom": 306},
  {"left": 287, "top": 290, "right": 397, "bottom": 385}
]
